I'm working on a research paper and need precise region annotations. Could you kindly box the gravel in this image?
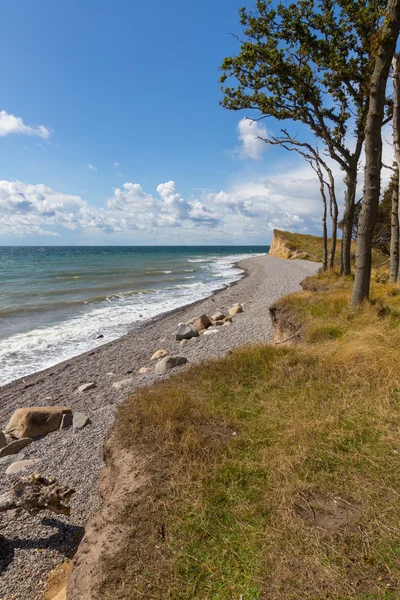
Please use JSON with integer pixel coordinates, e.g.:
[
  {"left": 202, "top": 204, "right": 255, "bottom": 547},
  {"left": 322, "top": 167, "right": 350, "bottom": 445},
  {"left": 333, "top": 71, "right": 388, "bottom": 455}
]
[{"left": 0, "top": 254, "right": 319, "bottom": 600}]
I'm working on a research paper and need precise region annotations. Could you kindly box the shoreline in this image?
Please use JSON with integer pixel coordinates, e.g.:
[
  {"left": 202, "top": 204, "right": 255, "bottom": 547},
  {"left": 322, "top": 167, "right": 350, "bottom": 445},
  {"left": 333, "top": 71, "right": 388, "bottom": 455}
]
[
  {"left": 0, "top": 254, "right": 320, "bottom": 600},
  {"left": 0, "top": 255, "right": 251, "bottom": 390}
]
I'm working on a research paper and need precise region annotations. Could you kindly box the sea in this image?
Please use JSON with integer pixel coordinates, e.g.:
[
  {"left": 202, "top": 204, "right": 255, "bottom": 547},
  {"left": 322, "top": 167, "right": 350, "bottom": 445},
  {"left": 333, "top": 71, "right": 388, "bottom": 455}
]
[{"left": 0, "top": 246, "right": 268, "bottom": 387}]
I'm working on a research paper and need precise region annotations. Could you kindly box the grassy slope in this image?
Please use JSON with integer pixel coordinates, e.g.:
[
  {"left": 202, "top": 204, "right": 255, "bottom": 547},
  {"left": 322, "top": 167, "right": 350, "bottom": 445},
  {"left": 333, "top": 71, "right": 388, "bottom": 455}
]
[{"left": 98, "top": 239, "right": 400, "bottom": 600}]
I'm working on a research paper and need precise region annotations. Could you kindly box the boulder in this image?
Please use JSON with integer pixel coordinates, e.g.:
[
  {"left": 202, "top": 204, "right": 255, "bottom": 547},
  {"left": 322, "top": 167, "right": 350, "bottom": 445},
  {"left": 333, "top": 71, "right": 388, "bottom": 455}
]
[
  {"left": 192, "top": 315, "right": 212, "bottom": 331},
  {"left": 76, "top": 382, "right": 96, "bottom": 393},
  {"left": 229, "top": 304, "right": 243, "bottom": 316},
  {"left": 0, "top": 431, "right": 6, "bottom": 449},
  {"left": 175, "top": 323, "right": 199, "bottom": 341},
  {"left": 155, "top": 356, "right": 188, "bottom": 375},
  {"left": 112, "top": 378, "right": 134, "bottom": 390},
  {"left": 60, "top": 413, "right": 73, "bottom": 430},
  {"left": 151, "top": 349, "right": 168, "bottom": 360},
  {"left": 5, "top": 406, "right": 72, "bottom": 439},
  {"left": 211, "top": 311, "right": 225, "bottom": 321},
  {"left": 0, "top": 438, "right": 32, "bottom": 458},
  {"left": 73, "top": 412, "right": 91, "bottom": 430},
  {"left": 6, "top": 459, "right": 41, "bottom": 476}
]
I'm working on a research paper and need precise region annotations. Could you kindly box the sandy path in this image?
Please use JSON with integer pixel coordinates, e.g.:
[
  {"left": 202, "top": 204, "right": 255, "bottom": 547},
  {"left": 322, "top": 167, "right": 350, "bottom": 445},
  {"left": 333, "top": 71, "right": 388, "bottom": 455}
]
[{"left": 0, "top": 254, "right": 319, "bottom": 600}]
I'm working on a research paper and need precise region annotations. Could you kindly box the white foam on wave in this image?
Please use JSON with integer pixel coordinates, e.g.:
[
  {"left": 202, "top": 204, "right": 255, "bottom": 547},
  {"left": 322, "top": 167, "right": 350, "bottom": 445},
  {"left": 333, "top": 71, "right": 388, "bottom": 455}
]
[{"left": 0, "top": 251, "right": 265, "bottom": 386}]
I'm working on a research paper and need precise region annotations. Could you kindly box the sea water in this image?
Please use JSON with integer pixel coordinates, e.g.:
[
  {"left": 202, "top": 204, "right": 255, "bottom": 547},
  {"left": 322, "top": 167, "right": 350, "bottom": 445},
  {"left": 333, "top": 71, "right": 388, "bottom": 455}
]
[{"left": 0, "top": 246, "right": 268, "bottom": 386}]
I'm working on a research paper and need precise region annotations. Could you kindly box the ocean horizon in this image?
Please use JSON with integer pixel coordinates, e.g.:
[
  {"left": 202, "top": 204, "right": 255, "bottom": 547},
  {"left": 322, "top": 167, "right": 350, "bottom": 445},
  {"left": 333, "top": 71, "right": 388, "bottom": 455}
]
[{"left": 0, "top": 245, "right": 269, "bottom": 386}]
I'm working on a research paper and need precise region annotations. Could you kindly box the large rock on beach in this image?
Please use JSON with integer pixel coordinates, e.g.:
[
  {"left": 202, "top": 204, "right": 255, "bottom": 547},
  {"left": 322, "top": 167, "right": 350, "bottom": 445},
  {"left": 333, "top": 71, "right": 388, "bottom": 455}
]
[
  {"left": 0, "top": 438, "right": 32, "bottom": 458},
  {"left": 175, "top": 323, "right": 199, "bottom": 341},
  {"left": 192, "top": 315, "right": 212, "bottom": 331},
  {"left": 229, "top": 303, "right": 243, "bottom": 316},
  {"left": 6, "top": 458, "right": 41, "bottom": 476},
  {"left": 203, "top": 329, "right": 220, "bottom": 336},
  {"left": 211, "top": 311, "right": 225, "bottom": 322},
  {"left": 155, "top": 356, "right": 188, "bottom": 374},
  {"left": 5, "top": 406, "right": 72, "bottom": 439}
]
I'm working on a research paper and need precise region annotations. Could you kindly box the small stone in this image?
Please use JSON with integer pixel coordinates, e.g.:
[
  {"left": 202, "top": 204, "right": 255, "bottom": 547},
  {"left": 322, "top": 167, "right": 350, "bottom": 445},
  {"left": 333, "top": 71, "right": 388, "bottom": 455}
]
[
  {"left": 77, "top": 382, "right": 96, "bottom": 393},
  {"left": 203, "top": 329, "right": 220, "bottom": 336},
  {"left": 229, "top": 304, "right": 243, "bottom": 316},
  {"left": 192, "top": 315, "right": 212, "bottom": 331},
  {"left": 151, "top": 349, "right": 168, "bottom": 360},
  {"left": 96, "top": 334, "right": 104, "bottom": 339},
  {"left": 223, "top": 321, "right": 233, "bottom": 326},
  {"left": 139, "top": 367, "right": 153, "bottom": 374},
  {"left": 0, "top": 438, "right": 32, "bottom": 458},
  {"left": 211, "top": 311, "right": 225, "bottom": 321},
  {"left": 155, "top": 356, "right": 188, "bottom": 375},
  {"left": 215, "top": 320, "right": 224, "bottom": 326},
  {"left": 112, "top": 378, "right": 134, "bottom": 390},
  {"left": 0, "top": 452, "right": 25, "bottom": 467},
  {"left": 6, "top": 459, "right": 41, "bottom": 476},
  {"left": 0, "top": 431, "right": 6, "bottom": 449},
  {"left": 60, "top": 413, "right": 73, "bottom": 429},
  {"left": 175, "top": 323, "right": 199, "bottom": 341},
  {"left": 180, "top": 339, "right": 189, "bottom": 346},
  {"left": 73, "top": 412, "right": 91, "bottom": 430}
]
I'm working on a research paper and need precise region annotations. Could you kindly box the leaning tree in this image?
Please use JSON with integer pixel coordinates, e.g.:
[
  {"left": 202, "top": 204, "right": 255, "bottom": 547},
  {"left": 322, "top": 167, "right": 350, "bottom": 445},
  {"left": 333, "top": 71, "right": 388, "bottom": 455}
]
[{"left": 220, "top": 0, "right": 389, "bottom": 275}]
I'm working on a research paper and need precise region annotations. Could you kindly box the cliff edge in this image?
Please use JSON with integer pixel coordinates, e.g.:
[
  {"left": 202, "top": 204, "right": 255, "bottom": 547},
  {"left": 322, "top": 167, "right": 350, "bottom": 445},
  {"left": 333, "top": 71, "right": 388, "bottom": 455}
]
[{"left": 268, "top": 229, "right": 321, "bottom": 261}]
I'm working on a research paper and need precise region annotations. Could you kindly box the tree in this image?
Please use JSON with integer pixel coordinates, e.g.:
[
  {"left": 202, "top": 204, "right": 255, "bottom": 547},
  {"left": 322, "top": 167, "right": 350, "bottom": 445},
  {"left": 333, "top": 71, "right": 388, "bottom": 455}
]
[
  {"left": 256, "top": 128, "right": 337, "bottom": 270},
  {"left": 392, "top": 53, "right": 400, "bottom": 283},
  {"left": 220, "top": 0, "right": 388, "bottom": 275},
  {"left": 351, "top": 0, "right": 400, "bottom": 305}
]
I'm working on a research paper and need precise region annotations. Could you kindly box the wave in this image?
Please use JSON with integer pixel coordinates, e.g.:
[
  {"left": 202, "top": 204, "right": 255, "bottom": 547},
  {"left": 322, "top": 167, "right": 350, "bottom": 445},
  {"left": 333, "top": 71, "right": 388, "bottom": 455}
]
[{"left": 0, "top": 251, "right": 266, "bottom": 386}]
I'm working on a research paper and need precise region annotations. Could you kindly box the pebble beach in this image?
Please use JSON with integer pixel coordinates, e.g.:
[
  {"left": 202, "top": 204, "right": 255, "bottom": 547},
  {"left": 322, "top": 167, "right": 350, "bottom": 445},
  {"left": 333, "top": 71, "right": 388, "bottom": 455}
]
[{"left": 0, "top": 254, "right": 319, "bottom": 600}]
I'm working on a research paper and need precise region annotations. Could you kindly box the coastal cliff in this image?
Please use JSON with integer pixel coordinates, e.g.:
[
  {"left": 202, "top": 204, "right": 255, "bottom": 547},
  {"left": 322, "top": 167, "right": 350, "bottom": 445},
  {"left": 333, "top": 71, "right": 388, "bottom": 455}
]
[{"left": 268, "top": 229, "right": 309, "bottom": 260}]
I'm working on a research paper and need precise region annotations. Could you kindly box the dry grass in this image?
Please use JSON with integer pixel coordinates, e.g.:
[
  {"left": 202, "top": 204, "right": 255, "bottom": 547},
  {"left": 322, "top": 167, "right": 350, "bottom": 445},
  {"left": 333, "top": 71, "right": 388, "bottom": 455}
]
[{"left": 97, "top": 269, "right": 400, "bottom": 599}]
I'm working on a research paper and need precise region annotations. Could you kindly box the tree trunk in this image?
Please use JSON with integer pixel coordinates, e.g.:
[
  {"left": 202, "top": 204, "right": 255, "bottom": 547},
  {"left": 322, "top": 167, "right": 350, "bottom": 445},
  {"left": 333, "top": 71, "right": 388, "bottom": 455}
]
[
  {"left": 315, "top": 163, "right": 328, "bottom": 271},
  {"left": 341, "top": 168, "right": 357, "bottom": 275},
  {"left": 352, "top": 0, "right": 400, "bottom": 306},
  {"left": 393, "top": 54, "right": 400, "bottom": 285},
  {"left": 327, "top": 168, "right": 338, "bottom": 269},
  {"left": 390, "top": 172, "right": 399, "bottom": 282}
]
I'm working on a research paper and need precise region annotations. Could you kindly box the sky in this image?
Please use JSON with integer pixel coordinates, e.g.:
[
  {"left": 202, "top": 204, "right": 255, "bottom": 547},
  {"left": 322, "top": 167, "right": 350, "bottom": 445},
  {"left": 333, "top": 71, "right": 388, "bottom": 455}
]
[{"left": 0, "top": 0, "right": 392, "bottom": 246}]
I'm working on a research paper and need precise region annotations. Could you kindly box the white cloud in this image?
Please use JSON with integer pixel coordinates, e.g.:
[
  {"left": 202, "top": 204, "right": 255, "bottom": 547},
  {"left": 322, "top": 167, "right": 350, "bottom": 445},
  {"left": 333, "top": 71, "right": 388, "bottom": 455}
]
[
  {"left": 236, "top": 118, "right": 268, "bottom": 160},
  {"left": 86, "top": 164, "right": 97, "bottom": 171},
  {"left": 0, "top": 111, "right": 51, "bottom": 139},
  {"left": 113, "top": 162, "right": 120, "bottom": 167},
  {"left": 1, "top": 161, "right": 334, "bottom": 241}
]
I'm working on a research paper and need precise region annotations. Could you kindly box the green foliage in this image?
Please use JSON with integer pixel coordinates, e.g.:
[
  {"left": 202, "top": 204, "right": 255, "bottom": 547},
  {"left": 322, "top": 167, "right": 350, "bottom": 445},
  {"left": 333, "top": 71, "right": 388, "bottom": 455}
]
[{"left": 220, "top": 0, "right": 388, "bottom": 169}]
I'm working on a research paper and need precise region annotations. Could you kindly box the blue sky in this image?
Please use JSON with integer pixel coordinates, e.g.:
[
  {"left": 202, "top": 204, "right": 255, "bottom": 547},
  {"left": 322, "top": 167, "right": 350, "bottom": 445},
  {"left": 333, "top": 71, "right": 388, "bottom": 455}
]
[{"left": 0, "top": 0, "right": 332, "bottom": 245}]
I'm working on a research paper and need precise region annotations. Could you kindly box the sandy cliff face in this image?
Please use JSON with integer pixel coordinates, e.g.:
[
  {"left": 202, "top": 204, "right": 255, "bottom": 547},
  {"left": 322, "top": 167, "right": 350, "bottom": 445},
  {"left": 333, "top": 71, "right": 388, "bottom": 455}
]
[{"left": 268, "top": 230, "right": 309, "bottom": 260}]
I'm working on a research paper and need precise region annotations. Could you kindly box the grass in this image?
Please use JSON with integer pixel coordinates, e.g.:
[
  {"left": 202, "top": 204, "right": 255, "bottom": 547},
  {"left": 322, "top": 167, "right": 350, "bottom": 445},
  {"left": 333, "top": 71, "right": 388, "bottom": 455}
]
[{"left": 96, "top": 261, "right": 400, "bottom": 599}]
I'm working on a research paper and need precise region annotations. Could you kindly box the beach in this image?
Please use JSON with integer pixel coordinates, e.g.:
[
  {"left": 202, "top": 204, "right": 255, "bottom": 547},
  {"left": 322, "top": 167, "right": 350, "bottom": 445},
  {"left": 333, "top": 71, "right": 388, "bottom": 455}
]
[{"left": 0, "top": 254, "right": 319, "bottom": 600}]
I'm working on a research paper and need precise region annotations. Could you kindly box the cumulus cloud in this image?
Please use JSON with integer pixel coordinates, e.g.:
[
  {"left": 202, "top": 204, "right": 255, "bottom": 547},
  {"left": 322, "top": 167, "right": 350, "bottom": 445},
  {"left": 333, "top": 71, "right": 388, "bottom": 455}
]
[
  {"left": 236, "top": 117, "right": 268, "bottom": 160},
  {"left": 0, "top": 111, "right": 51, "bottom": 139},
  {"left": 1, "top": 162, "right": 332, "bottom": 241},
  {"left": 86, "top": 163, "right": 97, "bottom": 171}
]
